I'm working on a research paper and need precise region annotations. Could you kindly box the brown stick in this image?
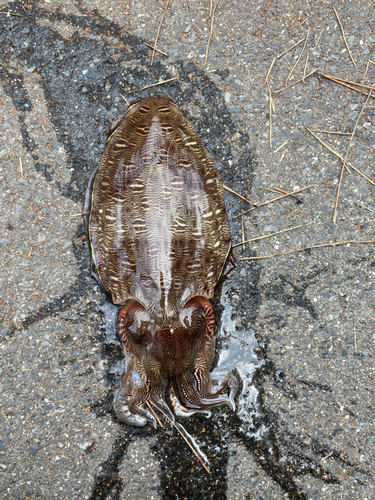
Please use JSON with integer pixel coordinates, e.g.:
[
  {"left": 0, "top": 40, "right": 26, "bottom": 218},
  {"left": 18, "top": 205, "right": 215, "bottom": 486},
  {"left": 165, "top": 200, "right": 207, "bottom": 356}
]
[
  {"left": 286, "top": 28, "right": 310, "bottom": 83},
  {"left": 333, "top": 90, "right": 372, "bottom": 224},
  {"left": 241, "top": 215, "right": 245, "bottom": 250},
  {"left": 145, "top": 42, "right": 168, "bottom": 56},
  {"left": 146, "top": 402, "right": 164, "bottom": 427},
  {"left": 273, "top": 139, "right": 289, "bottom": 153},
  {"left": 332, "top": 6, "right": 356, "bottom": 67},
  {"left": 303, "top": 53, "right": 309, "bottom": 83},
  {"left": 141, "top": 76, "right": 179, "bottom": 90},
  {"left": 149, "top": 402, "right": 210, "bottom": 474},
  {"left": 267, "top": 82, "right": 272, "bottom": 147},
  {"left": 151, "top": 0, "right": 170, "bottom": 66},
  {"left": 205, "top": 0, "right": 220, "bottom": 67},
  {"left": 279, "top": 150, "right": 287, "bottom": 163},
  {"left": 264, "top": 57, "right": 276, "bottom": 86},
  {"left": 315, "top": 28, "right": 323, "bottom": 48},
  {"left": 306, "top": 129, "right": 375, "bottom": 184},
  {"left": 233, "top": 224, "right": 306, "bottom": 248},
  {"left": 223, "top": 183, "right": 256, "bottom": 206},
  {"left": 276, "top": 38, "right": 305, "bottom": 59},
  {"left": 307, "top": 128, "right": 352, "bottom": 173},
  {"left": 322, "top": 73, "right": 375, "bottom": 91},
  {"left": 239, "top": 240, "right": 375, "bottom": 261},
  {"left": 309, "top": 129, "right": 352, "bottom": 136},
  {"left": 363, "top": 60, "right": 370, "bottom": 79},
  {"left": 275, "top": 69, "right": 317, "bottom": 93},
  {"left": 233, "top": 185, "right": 313, "bottom": 219},
  {"left": 354, "top": 201, "right": 375, "bottom": 215},
  {"left": 320, "top": 74, "right": 375, "bottom": 99},
  {"left": 261, "top": 186, "right": 301, "bottom": 201}
]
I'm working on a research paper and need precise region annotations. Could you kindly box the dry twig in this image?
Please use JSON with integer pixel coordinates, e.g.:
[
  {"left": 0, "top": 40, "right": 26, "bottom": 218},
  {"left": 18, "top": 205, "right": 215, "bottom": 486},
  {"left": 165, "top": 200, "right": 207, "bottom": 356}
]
[
  {"left": 321, "top": 452, "right": 334, "bottom": 462},
  {"left": 151, "top": 0, "right": 170, "bottom": 66},
  {"left": 233, "top": 224, "right": 306, "bottom": 248},
  {"left": 223, "top": 183, "right": 256, "bottom": 206},
  {"left": 276, "top": 38, "right": 305, "bottom": 59},
  {"left": 233, "top": 185, "right": 313, "bottom": 219},
  {"left": 0, "top": 11, "right": 25, "bottom": 17},
  {"left": 303, "top": 53, "right": 309, "bottom": 83},
  {"left": 205, "top": 0, "right": 220, "bottom": 67},
  {"left": 239, "top": 240, "right": 375, "bottom": 261},
  {"left": 286, "top": 28, "right": 310, "bottom": 83},
  {"left": 315, "top": 28, "right": 323, "bottom": 47},
  {"left": 241, "top": 216, "right": 245, "bottom": 250},
  {"left": 363, "top": 60, "right": 370, "bottom": 79},
  {"left": 321, "top": 76, "right": 374, "bottom": 98},
  {"left": 332, "top": 6, "right": 356, "bottom": 67},
  {"left": 275, "top": 69, "right": 317, "bottom": 93},
  {"left": 146, "top": 402, "right": 164, "bottom": 427},
  {"left": 149, "top": 402, "right": 210, "bottom": 474},
  {"left": 354, "top": 201, "right": 375, "bottom": 215},
  {"left": 309, "top": 129, "right": 352, "bottom": 136},
  {"left": 141, "top": 76, "right": 179, "bottom": 90},
  {"left": 274, "top": 139, "right": 289, "bottom": 153},
  {"left": 261, "top": 186, "right": 300, "bottom": 201},
  {"left": 267, "top": 82, "right": 272, "bottom": 147},
  {"left": 322, "top": 73, "right": 375, "bottom": 91},
  {"left": 279, "top": 150, "right": 287, "bottom": 163},
  {"left": 306, "top": 128, "right": 375, "bottom": 185},
  {"left": 333, "top": 91, "right": 372, "bottom": 224},
  {"left": 19, "top": 157, "right": 23, "bottom": 177},
  {"left": 264, "top": 57, "right": 276, "bottom": 86},
  {"left": 120, "top": 94, "right": 130, "bottom": 105},
  {"left": 145, "top": 42, "right": 168, "bottom": 56}
]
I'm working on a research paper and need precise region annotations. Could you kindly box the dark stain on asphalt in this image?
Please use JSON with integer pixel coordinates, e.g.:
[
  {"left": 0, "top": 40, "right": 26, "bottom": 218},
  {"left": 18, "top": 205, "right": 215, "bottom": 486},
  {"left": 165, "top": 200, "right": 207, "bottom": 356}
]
[{"left": 0, "top": 2, "right": 361, "bottom": 499}]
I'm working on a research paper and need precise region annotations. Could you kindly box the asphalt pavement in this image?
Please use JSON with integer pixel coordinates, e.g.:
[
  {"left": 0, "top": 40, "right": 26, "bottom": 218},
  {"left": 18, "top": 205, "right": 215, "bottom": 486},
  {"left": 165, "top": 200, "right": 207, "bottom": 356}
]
[{"left": 0, "top": 0, "right": 374, "bottom": 499}]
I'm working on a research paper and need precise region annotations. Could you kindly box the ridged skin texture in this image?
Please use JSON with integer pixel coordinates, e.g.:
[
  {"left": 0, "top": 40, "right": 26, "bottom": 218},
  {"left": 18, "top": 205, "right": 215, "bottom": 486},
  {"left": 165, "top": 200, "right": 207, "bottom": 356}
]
[{"left": 85, "top": 96, "right": 237, "bottom": 427}]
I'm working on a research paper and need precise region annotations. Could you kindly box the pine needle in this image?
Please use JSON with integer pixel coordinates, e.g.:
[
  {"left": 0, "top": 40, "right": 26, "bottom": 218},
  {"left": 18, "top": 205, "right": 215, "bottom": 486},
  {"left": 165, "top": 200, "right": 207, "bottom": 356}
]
[
  {"left": 273, "top": 139, "right": 289, "bottom": 153},
  {"left": 267, "top": 82, "right": 272, "bottom": 147},
  {"left": 306, "top": 128, "right": 375, "bottom": 185},
  {"left": 233, "top": 224, "right": 306, "bottom": 248},
  {"left": 285, "top": 28, "right": 310, "bottom": 83},
  {"left": 223, "top": 183, "right": 256, "bottom": 206},
  {"left": 275, "top": 69, "right": 317, "bottom": 93},
  {"left": 354, "top": 201, "right": 375, "bottom": 215},
  {"left": 264, "top": 57, "right": 276, "bottom": 86},
  {"left": 239, "top": 240, "right": 375, "bottom": 261},
  {"left": 276, "top": 38, "right": 305, "bottom": 59},
  {"left": 233, "top": 185, "right": 313, "bottom": 219},
  {"left": 141, "top": 76, "right": 179, "bottom": 90},
  {"left": 149, "top": 401, "right": 210, "bottom": 474},
  {"left": 151, "top": 0, "right": 170, "bottom": 66},
  {"left": 145, "top": 42, "right": 168, "bottom": 56},
  {"left": 333, "top": 90, "right": 372, "bottom": 224},
  {"left": 205, "top": 0, "right": 220, "bottom": 67},
  {"left": 332, "top": 6, "right": 356, "bottom": 67},
  {"left": 146, "top": 402, "right": 164, "bottom": 427}
]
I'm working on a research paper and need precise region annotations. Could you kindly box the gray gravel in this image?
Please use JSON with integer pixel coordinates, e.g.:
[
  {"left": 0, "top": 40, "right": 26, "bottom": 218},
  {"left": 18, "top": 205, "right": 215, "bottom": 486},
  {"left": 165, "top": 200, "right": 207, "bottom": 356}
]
[{"left": 0, "top": 0, "right": 374, "bottom": 499}]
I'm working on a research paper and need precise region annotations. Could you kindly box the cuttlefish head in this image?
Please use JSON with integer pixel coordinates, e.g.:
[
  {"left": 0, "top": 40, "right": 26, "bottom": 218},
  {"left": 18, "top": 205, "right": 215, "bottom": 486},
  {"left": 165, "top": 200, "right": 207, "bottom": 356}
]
[{"left": 113, "top": 296, "right": 237, "bottom": 427}]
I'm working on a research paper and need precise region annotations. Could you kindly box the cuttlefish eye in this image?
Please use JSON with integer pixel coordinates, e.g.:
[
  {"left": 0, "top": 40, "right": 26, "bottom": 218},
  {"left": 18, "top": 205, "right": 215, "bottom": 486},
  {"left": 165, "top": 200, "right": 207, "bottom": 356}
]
[
  {"left": 118, "top": 300, "right": 153, "bottom": 348},
  {"left": 180, "top": 303, "right": 206, "bottom": 338}
]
